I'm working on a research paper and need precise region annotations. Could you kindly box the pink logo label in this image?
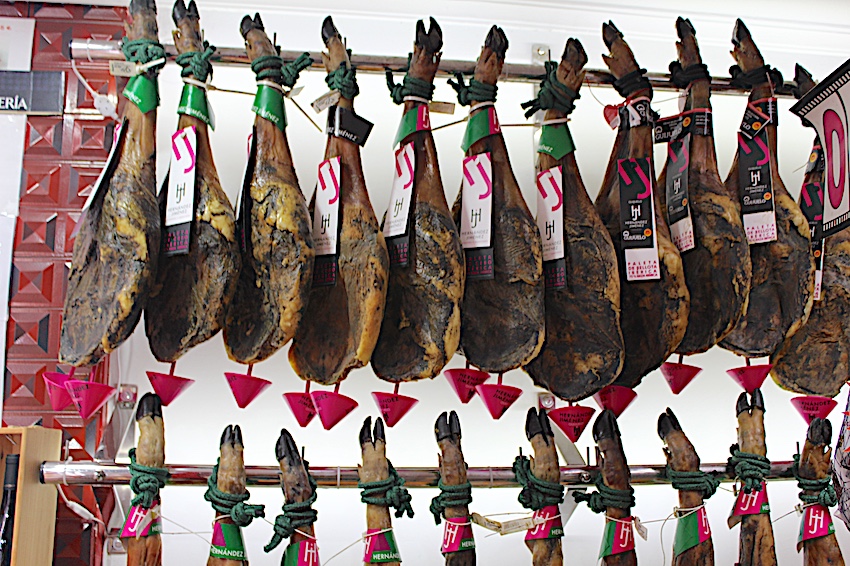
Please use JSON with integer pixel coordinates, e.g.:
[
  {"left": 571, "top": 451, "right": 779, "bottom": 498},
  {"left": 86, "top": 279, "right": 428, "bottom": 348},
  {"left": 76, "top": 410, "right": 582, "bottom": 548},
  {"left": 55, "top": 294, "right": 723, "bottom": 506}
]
[
  {"left": 732, "top": 482, "right": 770, "bottom": 516},
  {"left": 441, "top": 517, "right": 475, "bottom": 554},
  {"left": 417, "top": 105, "right": 431, "bottom": 131},
  {"left": 120, "top": 504, "right": 161, "bottom": 538},
  {"left": 798, "top": 504, "right": 835, "bottom": 551},
  {"left": 524, "top": 505, "right": 564, "bottom": 541},
  {"left": 611, "top": 518, "right": 635, "bottom": 554},
  {"left": 697, "top": 506, "right": 712, "bottom": 542}
]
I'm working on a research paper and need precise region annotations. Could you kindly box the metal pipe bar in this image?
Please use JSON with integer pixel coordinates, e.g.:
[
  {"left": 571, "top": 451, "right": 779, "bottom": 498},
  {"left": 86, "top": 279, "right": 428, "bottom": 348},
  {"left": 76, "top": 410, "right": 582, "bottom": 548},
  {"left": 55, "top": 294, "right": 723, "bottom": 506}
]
[
  {"left": 41, "top": 460, "right": 796, "bottom": 488},
  {"left": 69, "top": 38, "right": 793, "bottom": 97}
]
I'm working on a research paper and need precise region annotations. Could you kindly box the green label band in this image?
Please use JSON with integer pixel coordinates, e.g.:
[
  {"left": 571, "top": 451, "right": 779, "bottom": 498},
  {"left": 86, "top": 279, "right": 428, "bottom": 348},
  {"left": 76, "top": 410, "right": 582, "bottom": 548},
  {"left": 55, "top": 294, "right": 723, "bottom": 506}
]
[
  {"left": 461, "top": 107, "right": 499, "bottom": 152},
  {"left": 209, "top": 523, "right": 246, "bottom": 561},
  {"left": 394, "top": 105, "right": 430, "bottom": 147},
  {"left": 252, "top": 83, "right": 287, "bottom": 131},
  {"left": 538, "top": 123, "right": 575, "bottom": 160},
  {"left": 177, "top": 83, "right": 213, "bottom": 129},
  {"left": 123, "top": 75, "right": 159, "bottom": 114}
]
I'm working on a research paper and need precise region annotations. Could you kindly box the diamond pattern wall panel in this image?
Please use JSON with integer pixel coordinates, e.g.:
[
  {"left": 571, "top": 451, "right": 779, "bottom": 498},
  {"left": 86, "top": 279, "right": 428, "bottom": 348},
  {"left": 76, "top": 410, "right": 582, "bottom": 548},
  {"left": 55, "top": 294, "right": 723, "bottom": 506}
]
[
  {"left": 6, "top": 307, "right": 61, "bottom": 360},
  {"left": 10, "top": 258, "right": 64, "bottom": 307}
]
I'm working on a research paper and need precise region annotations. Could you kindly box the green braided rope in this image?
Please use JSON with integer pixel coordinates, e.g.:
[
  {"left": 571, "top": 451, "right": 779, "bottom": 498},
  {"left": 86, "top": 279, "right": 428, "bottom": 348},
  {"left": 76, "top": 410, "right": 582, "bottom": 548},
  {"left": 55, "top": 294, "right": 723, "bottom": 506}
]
[
  {"left": 251, "top": 53, "right": 313, "bottom": 88},
  {"left": 572, "top": 475, "right": 635, "bottom": 514},
  {"left": 128, "top": 448, "right": 169, "bottom": 510},
  {"left": 793, "top": 454, "right": 839, "bottom": 508},
  {"left": 203, "top": 460, "right": 265, "bottom": 527},
  {"left": 512, "top": 455, "right": 564, "bottom": 511},
  {"left": 121, "top": 38, "right": 166, "bottom": 71},
  {"left": 429, "top": 476, "right": 472, "bottom": 525},
  {"left": 728, "top": 449, "right": 771, "bottom": 494},
  {"left": 385, "top": 55, "right": 435, "bottom": 104},
  {"left": 520, "top": 60, "right": 579, "bottom": 118},
  {"left": 264, "top": 463, "right": 319, "bottom": 553},
  {"left": 175, "top": 41, "right": 216, "bottom": 82},
  {"left": 666, "top": 466, "right": 721, "bottom": 500},
  {"left": 448, "top": 73, "right": 497, "bottom": 106},
  {"left": 359, "top": 460, "right": 414, "bottom": 519},
  {"left": 325, "top": 61, "right": 359, "bottom": 100}
]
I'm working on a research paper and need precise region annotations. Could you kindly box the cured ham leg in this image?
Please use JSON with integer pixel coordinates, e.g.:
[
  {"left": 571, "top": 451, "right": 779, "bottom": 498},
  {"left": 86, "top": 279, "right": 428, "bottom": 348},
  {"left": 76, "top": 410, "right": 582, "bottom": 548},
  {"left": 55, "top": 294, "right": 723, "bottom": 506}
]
[
  {"left": 522, "top": 38, "right": 623, "bottom": 400},
  {"left": 224, "top": 14, "right": 314, "bottom": 363},
  {"left": 594, "top": 22, "right": 689, "bottom": 388},
  {"left": 659, "top": 18, "right": 751, "bottom": 354},
  {"left": 523, "top": 408, "right": 563, "bottom": 566},
  {"left": 144, "top": 0, "right": 240, "bottom": 362},
  {"left": 718, "top": 19, "right": 814, "bottom": 358},
  {"left": 372, "top": 18, "right": 464, "bottom": 382},
  {"left": 434, "top": 411, "right": 475, "bottom": 565},
  {"left": 60, "top": 0, "right": 162, "bottom": 366},
  {"left": 207, "top": 425, "right": 249, "bottom": 566},
  {"left": 290, "top": 17, "right": 389, "bottom": 384},
  {"left": 451, "top": 26, "right": 545, "bottom": 373}
]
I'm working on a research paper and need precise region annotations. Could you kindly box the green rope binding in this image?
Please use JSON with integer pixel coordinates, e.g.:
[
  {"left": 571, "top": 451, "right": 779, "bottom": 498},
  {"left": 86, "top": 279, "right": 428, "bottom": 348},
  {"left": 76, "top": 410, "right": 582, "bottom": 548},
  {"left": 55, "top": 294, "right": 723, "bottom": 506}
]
[
  {"left": 251, "top": 52, "right": 313, "bottom": 88},
  {"left": 665, "top": 466, "right": 721, "bottom": 500},
  {"left": 386, "top": 55, "right": 435, "bottom": 104},
  {"left": 792, "top": 453, "right": 838, "bottom": 508},
  {"left": 203, "top": 459, "right": 265, "bottom": 527},
  {"left": 512, "top": 455, "right": 564, "bottom": 511},
  {"left": 128, "top": 448, "right": 169, "bottom": 510},
  {"left": 358, "top": 460, "right": 414, "bottom": 519},
  {"left": 728, "top": 448, "right": 771, "bottom": 494},
  {"left": 326, "top": 60, "right": 359, "bottom": 100},
  {"left": 572, "top": 475, "right": 635, "bottom": 514},
  {"left": 175, "top": 41, "right": 216, "bottom": 82},
  {"left": 121, "top": 38, "right": 166, "bottom": 71},
  {"left": 264, "top": 463, "right": 319, "bottom": 553},
  {"left": 429, "top": 476, "right": 472, "bottom": 525},
  {"left": 520, "top": 60, "right": 580, "bottom": 118},
  {"left": 448, "top": 73, "right": 497, "bottom": 106}
]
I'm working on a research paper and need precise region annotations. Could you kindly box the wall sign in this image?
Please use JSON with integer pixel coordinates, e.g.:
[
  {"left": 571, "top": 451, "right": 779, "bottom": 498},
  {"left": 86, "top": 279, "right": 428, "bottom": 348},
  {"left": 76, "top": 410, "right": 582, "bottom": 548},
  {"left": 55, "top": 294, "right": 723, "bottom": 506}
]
[{"left": 0, "top": 70, "right": 64, "bottom": 115}]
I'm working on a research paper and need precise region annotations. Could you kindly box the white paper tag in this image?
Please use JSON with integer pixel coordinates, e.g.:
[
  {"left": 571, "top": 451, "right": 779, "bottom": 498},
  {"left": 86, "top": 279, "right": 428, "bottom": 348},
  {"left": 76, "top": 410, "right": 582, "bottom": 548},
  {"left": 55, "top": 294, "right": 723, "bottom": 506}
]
[
  {"left": 469, "top": 512, "right": 538, "bottom": 536},
  {"left": 742, "top": 210, "right": 778, "bottom": 244},
  {"left": 814, "top": 267, "right": 823, "bottom": 301},
  {"left": 429, "top": 101, "right": 456, "bottom": 115},
  {"left": 311, "top": 90, "right": 341, "bottom": 113},
  {"left": 165, "top": 126, "right": 197, "bottom": 227},
  {"left": 460, "top": 153, "right": 493, "bottom": 249},
  {"left": 634, "top": 516, "right": 648, "bottom": 540},
  {"left": 536, "top": 165, "right": 565, "bottom": 262},
  {"left": 669, "top": 216, "right": 695, "bottom": 252},
  {"left": 109, "top": 60, "right": 138, "bottom": 77},
  {"left": 313, "top": 156, "right": 342, "bottom": 255},
  {"left": 383, "top": 142, "right": 415, "bottom": 238}
]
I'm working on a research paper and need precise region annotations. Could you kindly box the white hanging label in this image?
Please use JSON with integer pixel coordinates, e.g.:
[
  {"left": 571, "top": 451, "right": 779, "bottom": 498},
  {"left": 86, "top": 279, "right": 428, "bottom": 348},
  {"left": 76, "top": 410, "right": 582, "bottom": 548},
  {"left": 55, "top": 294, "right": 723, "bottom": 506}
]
[
  {"left": 164, "top": 126, "right": 197, "bottom": 255},
  {"left": 460, "top": 152, "right": 493, "bottom": 249},
  {"left": 383, "top": 142, "right": 415, "bottom": 238},
  {"left": 313, "top": 156, "right": 342, "bottom": 256},
  {"left": 536, "top": 165, "right": 565, "bottom": 262}
]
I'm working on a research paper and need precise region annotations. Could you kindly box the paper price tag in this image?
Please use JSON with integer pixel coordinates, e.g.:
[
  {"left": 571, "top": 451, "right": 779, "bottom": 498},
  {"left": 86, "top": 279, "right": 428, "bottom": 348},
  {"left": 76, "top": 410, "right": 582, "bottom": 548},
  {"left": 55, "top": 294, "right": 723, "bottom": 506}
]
[
  {"left": 312, "top": 156, "right": 342, "bottom": 287},
  {"left": 618, "top": 158, "right": 661, "bottom": 281},
  {"left": 537, "top": 166, "right": 566, "bottom": 289},
  {"left": 461, "top": 153, "right": 494, "bottom": 280},
  {"left": 665, "top": 136, "right": 695, "bottom": 252},
  {"left": 383, "top": 142, "right": 415, "bottom": 267},
  {"left": 109, "top": 60, "right": 138, "bottom": 77},
  {"left": 429, "top": 101, "right": 455, "bottom": 114},
  {"left": 737, "top": 133, "right": 777, "bottom": 244},
  {"left": 312, "top": 90, "right": 341, "bottom": 113}
]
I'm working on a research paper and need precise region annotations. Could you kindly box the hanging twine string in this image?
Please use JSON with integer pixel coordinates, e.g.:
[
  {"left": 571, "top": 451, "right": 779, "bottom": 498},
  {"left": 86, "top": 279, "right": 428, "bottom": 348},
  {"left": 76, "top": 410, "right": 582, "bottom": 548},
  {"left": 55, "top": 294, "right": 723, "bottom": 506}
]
[
  {"left": 385, "top": 53, "right": 435, "bottom": 104},
  {"left": 792, "top": 453, "right": 839, "bottom": 508},
  {"left": 512, "top": 455, "right": 565, "bottom": 511},
  {"left": 128, "top": 448, "right": 169, "bottom": 509},
  {"left": 264, "top": 463, "right": 319, "bottom": 553},
  {"left": 326, "top": 59, "right": 360, "bottom": 100},
  {"left": 573, "top": 475, "right": 635, "bottom": 513},
  {"left": 729, "top": 64, "right": 783, "bottom": 90},
  {"left": 728, "top": 446, "right": 771, "bottom": 494},
  {"left": 448, "top": 73, "right": 497, "bottom": 106},
  {"left": 359, "top": 460, "right": 414, "bottom": 519},
  {"left": 251, "top": 52, "right": 313, "bottom": 88},
  {"left": 429, "top": 476, "right": 473, "bottom": 525},
  {"left": 175, "top": 41, "right": 216, "bottom": 82},
  {"left": 121, "top": 37, "right": 166, "bottom": 72},
  {"left": 203, "top": 459, "right": 265, "bottom": 527},
  {"left": 668, "top": 62, "right": 710, "bottom": 89},
  {"left": 665, "top": 466, "right": 721, "bottom": 499},
  {"left": 611, "top": 67, "right": 651, "bottom": 98},
  {"left": 520, "top": 60, "right": 580, "bottom": 118}
]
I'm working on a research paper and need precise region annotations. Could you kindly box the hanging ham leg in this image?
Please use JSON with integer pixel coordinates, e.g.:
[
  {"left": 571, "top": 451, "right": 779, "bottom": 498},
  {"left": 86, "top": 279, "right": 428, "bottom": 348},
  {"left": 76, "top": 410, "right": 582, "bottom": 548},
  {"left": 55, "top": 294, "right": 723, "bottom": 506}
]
[
  {"left": 524, "top": 408, "right": 563, "bottom": 566},
  {"left": 718, "top": 19, "right": 814, "bottom": 358},
  {"left": 359, "top": 417, "right": 402, "bottom": 566},
  {"left": 144, "top": 0, "right": 240, "bottom": 362},
  {"left": 372, "top": 18, "right": 464, "bottom": 382},
  {"left": 289, "top": 17, "right": 389, "bottom": 384},
  {"left": 659, "top": 18, "right": 751, "bottom": 354},
  {"left": 223, "top": 14, "right": 315, "bottom": 364},
  {"left": 60, "top": 0, "right": 161, "bottom": 366},
  {"left": 273, "top": 430, "right": 318, "bottom": 555},
  {"left": 523, "top": 38, "right": 623, "bottom": 400},
  {"left": 208, "top": 425, "right": 247, "bottom": 566},
  {"left": 451, "top": 26, "right": 545, "bottom": 373},
  {"left": 595, "top": 22, "right": 689, "bottom": 387},
  {"left": 435, "top": 411, "right": 475, "bottom": 565}
]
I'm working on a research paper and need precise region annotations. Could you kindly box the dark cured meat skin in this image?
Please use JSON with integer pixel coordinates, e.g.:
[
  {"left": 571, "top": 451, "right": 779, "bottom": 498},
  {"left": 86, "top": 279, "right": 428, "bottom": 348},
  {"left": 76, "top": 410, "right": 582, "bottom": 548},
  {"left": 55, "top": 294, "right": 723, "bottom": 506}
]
[
  {"left": 523, "top": 39, "right": 623, "bottom": 401},
  {"left": 223, "top": 23, "right": 314, "bottom": 364},
  {"left": 372, "top": 23, "right": 464, "bottom": 382},
  {"left": 59, "top": 1, "right": 161, "bottom": 367},
  {"left": 145, "top": 3, "right": 240, "bottom": 362},
  {"left": 718, "top": 22, "right": 814, "bottom": 358},
  {"left": 658, "top": 20, "right": 751, "bottom": 355},
  {"left": 594, "top": 25, "right": 689, "bottom": 388},
  {"left": 451, "top": 27, "right": 544, "bottom": 374}
]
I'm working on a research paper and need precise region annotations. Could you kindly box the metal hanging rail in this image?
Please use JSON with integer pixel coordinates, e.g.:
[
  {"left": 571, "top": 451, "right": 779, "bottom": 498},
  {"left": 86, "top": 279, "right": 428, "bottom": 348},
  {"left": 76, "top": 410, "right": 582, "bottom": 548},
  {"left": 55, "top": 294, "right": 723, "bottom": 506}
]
[
  {"left": 69, "top": 38, "right": 794, "bottom": 97},
  {"left": 40, "top": 460, "right": 796, "bottom": 488}
]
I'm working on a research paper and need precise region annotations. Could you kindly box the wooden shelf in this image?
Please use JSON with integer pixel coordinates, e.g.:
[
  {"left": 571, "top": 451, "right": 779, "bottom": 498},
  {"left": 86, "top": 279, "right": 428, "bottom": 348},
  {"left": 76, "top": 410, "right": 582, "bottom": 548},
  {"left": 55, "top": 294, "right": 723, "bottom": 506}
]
[{"left": 0, "top": 427, "right": 62, "bottom": 566}]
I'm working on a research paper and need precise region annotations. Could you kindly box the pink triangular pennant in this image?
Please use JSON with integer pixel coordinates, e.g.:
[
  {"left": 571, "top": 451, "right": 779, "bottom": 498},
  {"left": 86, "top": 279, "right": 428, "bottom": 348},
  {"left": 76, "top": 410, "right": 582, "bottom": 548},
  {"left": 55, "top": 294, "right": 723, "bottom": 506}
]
[
  {"left": 593, "top": 385, "right": 637, "bottom": 417},
  {"left": 64, "top": 380, "right": 116, "bottom": 420},
  {"left": 371, "top": 392, "right": 419, "bottom": 427},
  {"left": 146, "top": 371, "right": 194, "bottom": 406},
  {"left": 548, "top": 405, "right": 596, "bottom": 442},
  {"left": 43, "top": 371, "right": 73, "bottom": 411},
  {"left": 726, "top": 364, "right": 772, "bottom": 393},
  {"left": 311, "top": 390, "right": 358, "bottom": 430},
  {"left": 444, "top": 368, "right": 489, "bottom": 403},
  {"left": 224, "top": 372, "right": 271, "bottom": 409},
  {"left": 283, "top": 392, "right": 317, "bottom": 427},
  {"left": 660, "top": 362, "right": 703, "bottom": 395},
  {"left": 475, "top": 384, "right": 522, "bottom": 420},
  {"left": 790, "top": 396, "right": 838, "bottom": 424}
]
